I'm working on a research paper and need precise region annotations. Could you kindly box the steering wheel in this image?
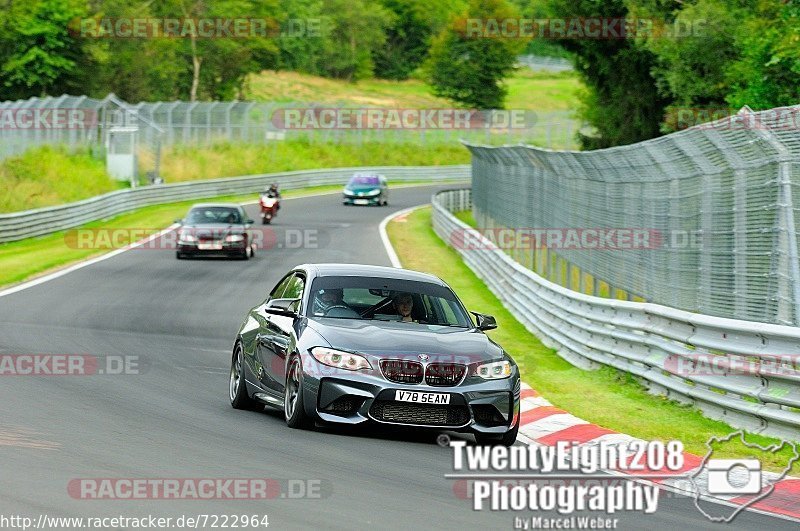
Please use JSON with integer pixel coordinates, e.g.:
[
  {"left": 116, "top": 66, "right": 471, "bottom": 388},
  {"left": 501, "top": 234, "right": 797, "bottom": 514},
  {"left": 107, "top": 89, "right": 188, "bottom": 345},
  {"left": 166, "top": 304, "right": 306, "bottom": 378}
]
[{"left": 324, "top": 305, "right": 356, "bottom": 317}]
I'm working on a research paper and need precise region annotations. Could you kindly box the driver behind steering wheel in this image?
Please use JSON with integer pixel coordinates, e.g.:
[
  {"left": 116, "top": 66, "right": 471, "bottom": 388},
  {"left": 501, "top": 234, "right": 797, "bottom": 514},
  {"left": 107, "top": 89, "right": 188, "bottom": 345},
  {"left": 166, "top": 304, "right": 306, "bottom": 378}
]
[{"left": 312, "top": 288, "right": 349, "bottom": 316}]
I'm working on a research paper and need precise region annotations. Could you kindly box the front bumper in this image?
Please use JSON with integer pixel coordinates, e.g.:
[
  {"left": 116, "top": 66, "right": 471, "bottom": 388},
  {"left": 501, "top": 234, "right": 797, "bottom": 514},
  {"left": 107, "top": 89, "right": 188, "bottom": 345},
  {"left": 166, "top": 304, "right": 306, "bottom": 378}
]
[
  {"left": 300, "top": 357, "right": 520, "bottom": 435},
  {"left": 177, "top": 240, "right": 247, "bottom": 255},
  {"left": 342, "top": 194, "right": 381, "bottom": 205}
]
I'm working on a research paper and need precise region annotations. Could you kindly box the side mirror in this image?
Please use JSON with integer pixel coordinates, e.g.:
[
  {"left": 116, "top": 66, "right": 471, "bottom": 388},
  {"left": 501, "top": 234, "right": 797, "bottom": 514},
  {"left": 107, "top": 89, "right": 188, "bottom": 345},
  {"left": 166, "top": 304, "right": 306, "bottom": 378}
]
[
  {"left": 174, "top": 218, "right": 183, "bottom": 224},
  {"left": 265, "top": 298, "right": 299, "bottom": 317},
  {"left": 245, "top": 218, "right": 255, "bottom": 225},
  {"left": 471, "top": 312, "right": 497, "bottom": 331}
]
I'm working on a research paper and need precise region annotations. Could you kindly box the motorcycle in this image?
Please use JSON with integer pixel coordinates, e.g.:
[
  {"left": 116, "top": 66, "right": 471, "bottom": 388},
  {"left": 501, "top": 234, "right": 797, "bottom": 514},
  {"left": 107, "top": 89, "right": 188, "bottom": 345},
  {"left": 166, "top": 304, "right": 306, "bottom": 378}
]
[{"left": 259, "top": 192, "right": 280, "bottom": 224}]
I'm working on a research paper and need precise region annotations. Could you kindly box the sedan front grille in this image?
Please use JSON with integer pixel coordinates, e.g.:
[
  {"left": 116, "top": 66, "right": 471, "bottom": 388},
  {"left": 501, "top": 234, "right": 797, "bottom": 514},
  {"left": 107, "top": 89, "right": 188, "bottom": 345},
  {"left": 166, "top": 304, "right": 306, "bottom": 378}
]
[
  {"left": 425, "top": 363, "right": 467, "bottom": 387},
  {"left": 380, "top": 360, "right": 424, "bottom": 384},
  {"left": 370, "top": 401, "right": 470, "bottom": 427}
]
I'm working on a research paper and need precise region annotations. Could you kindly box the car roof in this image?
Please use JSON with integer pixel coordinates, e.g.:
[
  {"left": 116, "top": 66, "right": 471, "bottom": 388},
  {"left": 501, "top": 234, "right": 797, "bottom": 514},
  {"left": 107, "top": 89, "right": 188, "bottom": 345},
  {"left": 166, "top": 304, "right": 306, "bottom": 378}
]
[
  {"left": 298, "top": 263, "right": 446, "bottom": 285},
  {"left": 188, "top": 203, "right": 242, "bottom": 209}
]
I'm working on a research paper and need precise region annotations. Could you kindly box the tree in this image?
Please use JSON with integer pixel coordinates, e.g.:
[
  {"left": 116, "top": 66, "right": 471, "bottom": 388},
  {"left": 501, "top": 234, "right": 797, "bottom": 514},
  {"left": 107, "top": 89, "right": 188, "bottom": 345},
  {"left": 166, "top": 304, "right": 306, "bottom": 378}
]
[
  {"left": 542, "top": 0, "right": 668, "bottom": 148},
  {"left": 372, "top": 0, "right": 461, "bottom": 80},
  {"left": 0, "top": 0, "right": 90, "bottom": 98},
  {"left": 152, "top": 0, "right": 280, "bottom": 101},
  {"left": 424, "top": 0, "right": 523, "bottom": 109},
  {"left": 317, "top": 0, "right": 395, "bottom": 81}
]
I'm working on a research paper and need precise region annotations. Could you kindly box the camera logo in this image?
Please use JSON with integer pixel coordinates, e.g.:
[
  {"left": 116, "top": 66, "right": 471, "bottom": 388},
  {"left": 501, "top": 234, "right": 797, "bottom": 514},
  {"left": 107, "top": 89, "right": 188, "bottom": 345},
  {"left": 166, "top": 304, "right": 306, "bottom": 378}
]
[
  {"left": 706, "top": 459, "right": 761, "bottom": 495},
  {"left": 690, "top": 431, "right": 799, "bottom": 523}
]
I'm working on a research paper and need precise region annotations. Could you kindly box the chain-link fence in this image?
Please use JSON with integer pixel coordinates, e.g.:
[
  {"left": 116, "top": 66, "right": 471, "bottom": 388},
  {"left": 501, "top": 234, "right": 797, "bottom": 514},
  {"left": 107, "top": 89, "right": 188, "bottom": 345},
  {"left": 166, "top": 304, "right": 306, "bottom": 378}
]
[
  {"left": 0, "top": 94, "right": 584, "bottom": 168},
  {"left": 129, "top": 101, "right": 580, "bottom": 149},
  {"left": 0, "top": 94, "right": 164, "bottom": 180},
  {"left": 466, "top": 106, "right": 800, "bottom": 326}
]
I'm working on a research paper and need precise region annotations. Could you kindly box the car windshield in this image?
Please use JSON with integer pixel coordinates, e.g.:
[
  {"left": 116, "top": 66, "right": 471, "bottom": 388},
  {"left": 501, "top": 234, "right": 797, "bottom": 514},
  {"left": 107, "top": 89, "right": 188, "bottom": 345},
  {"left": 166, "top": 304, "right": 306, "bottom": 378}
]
[
  {"left": 309, "top": 276, "right": 472, "bottom": 328},
  {"left": 349, "top": 176, "right": 379, "bottom": 186},
  {"left": 186, "top": 207, "right": 241, "bottom": 224}
]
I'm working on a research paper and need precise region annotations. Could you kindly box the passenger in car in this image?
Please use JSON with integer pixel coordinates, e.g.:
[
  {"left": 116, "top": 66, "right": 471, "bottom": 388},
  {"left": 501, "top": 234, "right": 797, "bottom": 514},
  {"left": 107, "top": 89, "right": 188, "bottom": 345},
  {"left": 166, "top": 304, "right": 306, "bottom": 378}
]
[{"left": 392, "top": 292, "right": 415, "bottom": 322}]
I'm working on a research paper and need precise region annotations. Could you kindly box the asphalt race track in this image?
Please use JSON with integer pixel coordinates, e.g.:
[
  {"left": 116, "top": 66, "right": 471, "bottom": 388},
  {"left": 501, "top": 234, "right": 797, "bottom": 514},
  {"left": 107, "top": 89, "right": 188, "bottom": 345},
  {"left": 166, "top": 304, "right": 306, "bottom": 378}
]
[{"left": 0, "top": 185, "right": 793, "bottom": 530}]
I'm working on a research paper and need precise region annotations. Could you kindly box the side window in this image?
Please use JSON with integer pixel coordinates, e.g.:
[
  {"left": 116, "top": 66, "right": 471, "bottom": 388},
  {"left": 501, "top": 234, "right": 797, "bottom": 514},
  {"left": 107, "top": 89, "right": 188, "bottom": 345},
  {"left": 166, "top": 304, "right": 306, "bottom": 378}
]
[
  {"left": 283, "top": 274, "right": 305, "bottom": 300},
  {"left": 269, "top": 273, "right": 294, "bottom": 301}
]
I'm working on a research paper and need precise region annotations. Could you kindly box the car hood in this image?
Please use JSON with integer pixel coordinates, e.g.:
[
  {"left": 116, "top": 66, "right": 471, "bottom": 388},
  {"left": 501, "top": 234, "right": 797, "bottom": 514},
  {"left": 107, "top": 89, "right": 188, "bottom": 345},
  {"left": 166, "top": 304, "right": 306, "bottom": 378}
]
[
  {"left": 306, "top": 317, "right": 504, "bottom": 364},
  {"left": 344, "top": 185, "right": 379, "bottom": 192},
  {"left": 180, "top": 223, "right": 247, "bottom": 232}
]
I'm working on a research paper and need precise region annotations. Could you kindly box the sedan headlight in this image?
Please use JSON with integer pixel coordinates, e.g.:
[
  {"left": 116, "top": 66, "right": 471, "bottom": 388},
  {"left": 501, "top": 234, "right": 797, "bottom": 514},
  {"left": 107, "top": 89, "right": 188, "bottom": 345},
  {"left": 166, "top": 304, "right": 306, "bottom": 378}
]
[
  {"left": 364, "top": 189, "right": 380, "bottom": 196},
  {"left": 343, "top": 188, "right": 354, "bottom": 196},
  {"left": 310, "top": 347, "right": 371, "bottom": 371},
  {"left": 178, "top": 230, "right": 197, "bottom": 242},
  {"left": 476, "top": 360, "right": 512, "bottom": 380},
  {"left": 225, "top": 234, "right": 245, "bottom": 242}
]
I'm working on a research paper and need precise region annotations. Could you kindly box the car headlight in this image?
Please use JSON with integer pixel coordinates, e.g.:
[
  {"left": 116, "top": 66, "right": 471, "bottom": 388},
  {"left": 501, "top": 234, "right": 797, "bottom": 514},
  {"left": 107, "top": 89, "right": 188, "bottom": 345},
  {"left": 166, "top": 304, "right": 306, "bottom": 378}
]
[
  {"left": 225, "top": 234, "right": 245, "bottom": 242},
  {"left": 476, "top": 360, "right": 512, "bottom": 380},
  {"left": 310, "top": 347, "right": 371, "bottom": 371},
  {"left": 178, "top": 230, "right": 196, "bottom": 242},
  {"left": 343, "top": 188, "right": 353, "bottom": 195},
  {"left": 364, "top": 189, "right": 380, "bottom": 196}
]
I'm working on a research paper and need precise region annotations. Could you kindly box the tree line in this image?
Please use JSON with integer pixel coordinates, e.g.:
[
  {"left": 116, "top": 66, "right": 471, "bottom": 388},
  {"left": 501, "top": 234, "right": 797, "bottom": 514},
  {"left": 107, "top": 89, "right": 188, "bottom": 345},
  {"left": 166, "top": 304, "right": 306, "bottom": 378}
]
[{"left": 1, "top": 0, "right": 797, "bottom": 149}]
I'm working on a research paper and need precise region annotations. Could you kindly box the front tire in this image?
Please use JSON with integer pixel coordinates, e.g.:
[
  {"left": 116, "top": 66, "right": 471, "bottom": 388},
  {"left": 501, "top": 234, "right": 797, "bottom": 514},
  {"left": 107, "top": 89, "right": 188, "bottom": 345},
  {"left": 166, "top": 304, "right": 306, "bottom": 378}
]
[
  {"left": 230, "top": 343, "right": 258, "bottom": 410},
  {"left": 284, "top": 355, "right": 311, "bottom": 429}
]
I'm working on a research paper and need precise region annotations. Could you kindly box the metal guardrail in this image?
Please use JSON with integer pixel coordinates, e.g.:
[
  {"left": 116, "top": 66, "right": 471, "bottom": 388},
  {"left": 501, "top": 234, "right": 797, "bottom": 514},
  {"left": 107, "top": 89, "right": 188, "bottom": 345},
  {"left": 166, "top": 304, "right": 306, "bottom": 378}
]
[
  {"left": 433, "top": 188, "right": 800, "bottom": 441},
  {"left": 0, "top": 166, "right": 469, "bottom": 243}
]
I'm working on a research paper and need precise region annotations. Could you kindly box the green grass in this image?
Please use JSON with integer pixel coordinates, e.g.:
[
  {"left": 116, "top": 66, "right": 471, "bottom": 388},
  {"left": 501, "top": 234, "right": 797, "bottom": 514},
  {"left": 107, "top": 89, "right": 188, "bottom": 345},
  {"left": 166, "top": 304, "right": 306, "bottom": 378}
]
[
  {"left": 160, "top": 140, "right": 470, "bottom": 183},
  {"left": 505, "top": 69, "right": 582, "bottom": 113},
  {"left": 387, "top": 206, "right": 799, "bottom": 472},
  {"left": 0, "top": 145, "right": 122, "bottom": 213},
  {"left": 245, "top": 69, "right": 583, "bottom": 113}
]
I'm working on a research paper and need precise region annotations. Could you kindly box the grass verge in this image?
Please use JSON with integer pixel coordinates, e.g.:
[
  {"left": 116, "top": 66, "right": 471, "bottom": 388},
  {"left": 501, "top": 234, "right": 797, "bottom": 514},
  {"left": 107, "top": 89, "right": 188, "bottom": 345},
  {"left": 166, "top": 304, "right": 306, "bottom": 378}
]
[{"left": 387, "top": 206, "right": 799, "bottom": 472}]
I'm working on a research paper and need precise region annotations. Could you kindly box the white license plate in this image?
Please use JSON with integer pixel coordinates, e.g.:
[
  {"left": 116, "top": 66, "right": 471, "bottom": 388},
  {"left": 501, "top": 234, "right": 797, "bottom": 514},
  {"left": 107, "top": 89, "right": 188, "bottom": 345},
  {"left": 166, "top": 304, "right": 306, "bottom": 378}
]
[
  {"left": 394, "top": 390, "right": 451, "bottom": 405},
  {"left": 198, "top": 242, "right": 222, "bottom": 250},
  {"left": 353, "top": 199, "right": 369, "bottom": 205}
]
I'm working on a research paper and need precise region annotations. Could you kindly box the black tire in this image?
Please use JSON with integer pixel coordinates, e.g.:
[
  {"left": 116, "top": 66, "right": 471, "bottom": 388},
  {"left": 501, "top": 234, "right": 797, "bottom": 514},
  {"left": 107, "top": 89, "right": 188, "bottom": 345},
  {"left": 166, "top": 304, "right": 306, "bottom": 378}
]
[
  {"left": 229, "top": 343, "right": 258, "bottom": 410},
  {"left": 284, "top": 355, "right": 311, "bottom": 429},
  {"left": 474, "top": 416, "right": 519, "bottom": 447},
  {"left": 176, "top": 251, "right": 184, "bottom": 259}
]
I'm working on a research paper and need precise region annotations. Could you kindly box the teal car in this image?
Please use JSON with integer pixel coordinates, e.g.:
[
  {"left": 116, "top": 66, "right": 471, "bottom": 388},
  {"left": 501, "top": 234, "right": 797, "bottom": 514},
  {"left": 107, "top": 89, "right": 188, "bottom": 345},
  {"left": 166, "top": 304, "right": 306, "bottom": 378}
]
[{"left": 342, "top": 173, "right": 389, "bottom": 206}]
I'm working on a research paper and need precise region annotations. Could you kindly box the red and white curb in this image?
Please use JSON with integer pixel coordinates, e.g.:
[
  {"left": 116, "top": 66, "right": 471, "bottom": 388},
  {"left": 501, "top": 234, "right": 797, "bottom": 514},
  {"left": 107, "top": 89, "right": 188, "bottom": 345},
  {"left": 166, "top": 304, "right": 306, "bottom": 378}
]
[
  {"left": 515, "top": 382, "right": 800, "bottom": 522},
  {"left": 379, "top": 207, "right": 800, "bottom": 522}
]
